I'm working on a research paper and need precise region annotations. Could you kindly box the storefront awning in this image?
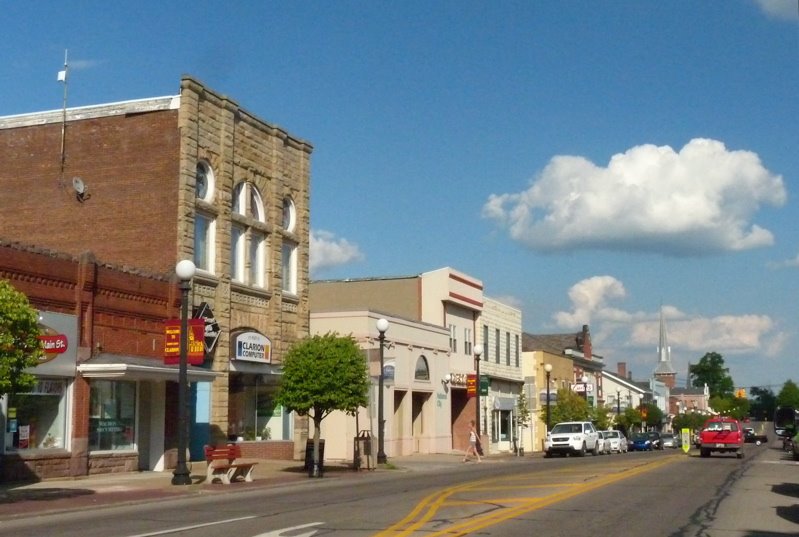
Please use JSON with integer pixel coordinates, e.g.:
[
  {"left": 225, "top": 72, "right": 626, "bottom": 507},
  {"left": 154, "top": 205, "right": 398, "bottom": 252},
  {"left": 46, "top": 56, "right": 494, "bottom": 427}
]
[
  {"left": 77, "top": 353, "right": 218, "bottom": 382},
  {"left": 229, "top": 360, "right": 283, "bottom": 376},
  {"left": 493, "top": 397, "right": 517, "bottom": 411}
]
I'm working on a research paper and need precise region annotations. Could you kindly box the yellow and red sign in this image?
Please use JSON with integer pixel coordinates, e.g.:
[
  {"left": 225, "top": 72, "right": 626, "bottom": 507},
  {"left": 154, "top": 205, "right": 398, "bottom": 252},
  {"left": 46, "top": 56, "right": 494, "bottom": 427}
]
[
  {"left": 164, "top": 318, "right": 205, "bottom": 365},
  {"left": 466, "top": 374, "right": 477, "bottom": 398}
]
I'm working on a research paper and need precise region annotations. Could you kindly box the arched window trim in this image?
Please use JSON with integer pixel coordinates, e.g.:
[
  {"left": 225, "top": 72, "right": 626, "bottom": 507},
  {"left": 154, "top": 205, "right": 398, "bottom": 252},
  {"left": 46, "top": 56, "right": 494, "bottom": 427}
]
[{"left": 414, "top": 355, "right": 430, "bottom": 381}]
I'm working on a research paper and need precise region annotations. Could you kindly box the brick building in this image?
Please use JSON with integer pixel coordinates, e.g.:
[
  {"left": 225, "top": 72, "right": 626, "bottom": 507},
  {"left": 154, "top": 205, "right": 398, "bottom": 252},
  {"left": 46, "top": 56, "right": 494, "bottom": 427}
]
[
  {"left": 0, "top": 77, "right": 312, "bottom": 477},
  {"left": 0, "top": 241, "right": 219, "bottom": 480}
]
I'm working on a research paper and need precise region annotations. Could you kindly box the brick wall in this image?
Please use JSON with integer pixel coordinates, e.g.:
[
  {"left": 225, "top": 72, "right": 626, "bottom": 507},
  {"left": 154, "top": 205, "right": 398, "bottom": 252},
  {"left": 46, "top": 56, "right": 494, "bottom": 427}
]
[
  {"left": 237, "top": 440, "right": 295, "bottom": 460},
  {"left": 0, "top": 241, "right": 177, "bottom": 481},
  {"left": 0, "top": 110, "right": 181, "bottom": 275}
]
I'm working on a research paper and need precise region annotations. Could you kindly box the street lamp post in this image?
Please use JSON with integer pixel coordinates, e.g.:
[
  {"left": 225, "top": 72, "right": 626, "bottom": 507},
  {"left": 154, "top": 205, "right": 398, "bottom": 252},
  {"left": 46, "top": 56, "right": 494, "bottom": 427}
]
[
  {"left": 544, "top": 363, "right": 553, "bottom": 432},
  {"left": 473, "top": 344, "right": 483, "bottom": 436},
  {"left": 580, "top": 374, "right": 589, "bottom": 402},
  {"left": 616, "top": 389, "right": 621, "bottom": 418},
  {"left": 376, "top": 318, "right": 389, "bottom": 465},
  {"left": 171, "top": 259, "right": 195, "bottom": 486}
]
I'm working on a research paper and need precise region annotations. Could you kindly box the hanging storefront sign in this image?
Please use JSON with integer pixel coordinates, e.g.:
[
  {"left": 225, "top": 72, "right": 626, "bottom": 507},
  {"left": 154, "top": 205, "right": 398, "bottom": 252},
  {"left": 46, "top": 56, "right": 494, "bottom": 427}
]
[
  {"left": 29, "top": 311, "right": 77, "bottom": 376},
  {"left": 194, "top": 302, "right": 221, "bottom": 353},
  {"left": 232, "top": 331, "right": 272, "bottom": 364},
  {"left": 466, "top": 374, "right": 477, "bottom": 398},
  {"left": 163, "top": 318, "right": 205, "bottom": 365},
  {"left": 572, "top": 383, "right": 594, "bottom": 393},
  {"left": 479, "top": 374, "right": 489, "bottom": 396}
]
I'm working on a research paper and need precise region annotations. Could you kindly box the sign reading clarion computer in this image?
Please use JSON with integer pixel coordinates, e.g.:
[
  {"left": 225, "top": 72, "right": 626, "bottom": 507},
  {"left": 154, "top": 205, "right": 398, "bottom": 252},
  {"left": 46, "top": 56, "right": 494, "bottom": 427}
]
[{"left": 233, "top": 331, "right": 272, "bottom": 364}]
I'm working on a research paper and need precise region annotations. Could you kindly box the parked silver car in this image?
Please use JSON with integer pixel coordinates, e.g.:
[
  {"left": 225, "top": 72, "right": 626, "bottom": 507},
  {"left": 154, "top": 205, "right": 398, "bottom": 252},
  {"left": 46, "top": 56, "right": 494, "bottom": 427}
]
[
  {"left": 661, "top": 432, "right": 678, "bottom": 449},
  {"left": 602, "top": 430, "right": 628, "bottom": 453}
]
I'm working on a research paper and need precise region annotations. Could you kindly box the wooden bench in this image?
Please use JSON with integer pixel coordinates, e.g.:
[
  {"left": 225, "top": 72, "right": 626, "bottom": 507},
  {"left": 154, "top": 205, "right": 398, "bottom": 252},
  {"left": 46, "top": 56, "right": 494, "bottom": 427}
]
[{"left": 204, "top": 444, "right": 257, "bottom": 484}]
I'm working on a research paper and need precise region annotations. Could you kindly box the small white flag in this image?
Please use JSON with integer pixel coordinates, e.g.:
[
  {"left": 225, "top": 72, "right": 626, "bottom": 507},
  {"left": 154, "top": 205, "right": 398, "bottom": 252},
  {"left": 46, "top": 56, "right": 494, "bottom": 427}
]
[{"left": 57, "top": 70, "right": 67, "bottom": 82}]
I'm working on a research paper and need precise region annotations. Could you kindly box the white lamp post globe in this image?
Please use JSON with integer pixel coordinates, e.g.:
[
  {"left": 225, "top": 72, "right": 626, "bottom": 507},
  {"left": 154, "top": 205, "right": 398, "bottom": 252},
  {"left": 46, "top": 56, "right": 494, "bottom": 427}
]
[
  {"left": 473, "top": 344, "right": 483, "bottom": 357},
  {"left": 376, "top": 318, "right": 389, "bottom": 334},
  {"left": 175, "top": 259, "right": 196, "bottom": 281},
  {"left": 544, "top": 363, "right": 553, "bottom": 373}
]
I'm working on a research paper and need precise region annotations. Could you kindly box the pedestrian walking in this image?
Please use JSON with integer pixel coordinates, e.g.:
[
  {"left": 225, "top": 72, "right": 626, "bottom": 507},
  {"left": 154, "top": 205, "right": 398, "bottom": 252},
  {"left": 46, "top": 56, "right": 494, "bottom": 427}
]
[{"left": 463, "top": 420, "right": 482, "bottom": 462}]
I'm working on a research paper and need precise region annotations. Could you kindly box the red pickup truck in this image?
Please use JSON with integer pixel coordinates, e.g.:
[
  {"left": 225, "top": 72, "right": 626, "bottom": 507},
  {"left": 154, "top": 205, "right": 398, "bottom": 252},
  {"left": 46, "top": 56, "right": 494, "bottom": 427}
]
[{"left": 699, "top": 416, "right": 744, "bottom": 458}]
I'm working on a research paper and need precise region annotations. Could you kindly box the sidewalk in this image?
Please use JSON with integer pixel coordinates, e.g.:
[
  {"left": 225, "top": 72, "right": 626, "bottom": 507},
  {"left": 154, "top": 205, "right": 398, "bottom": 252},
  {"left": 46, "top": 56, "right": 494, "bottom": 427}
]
[{"left": 0, "top": 452, "right": 486, "bottom": 520}]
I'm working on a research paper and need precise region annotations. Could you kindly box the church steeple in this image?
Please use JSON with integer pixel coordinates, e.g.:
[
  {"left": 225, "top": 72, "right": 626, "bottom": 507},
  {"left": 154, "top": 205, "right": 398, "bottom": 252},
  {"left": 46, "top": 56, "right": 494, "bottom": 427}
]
[{"left": 653, "top": 306, "right": 676, "bottom": 388}]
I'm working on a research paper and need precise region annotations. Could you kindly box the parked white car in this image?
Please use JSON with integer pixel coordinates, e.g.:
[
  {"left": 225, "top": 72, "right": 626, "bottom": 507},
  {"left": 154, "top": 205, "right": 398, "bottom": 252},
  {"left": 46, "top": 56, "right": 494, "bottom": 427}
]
[
  {"left": 602, "top": 430, "right": 628, "bottom": 453},
  {"left": 596, "top": 430, "right": 610, "bottom": 454},
  {"left": 545, "top": 421, "right": 600, "bottom": 457}
]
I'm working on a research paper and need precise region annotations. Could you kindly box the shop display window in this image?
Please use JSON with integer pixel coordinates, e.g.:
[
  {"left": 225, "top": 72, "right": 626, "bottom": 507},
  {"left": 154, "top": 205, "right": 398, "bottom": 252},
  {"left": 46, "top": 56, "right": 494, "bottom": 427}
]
[
  {"left": 4, "top": 378, "right": 68, "bottom": 451},
  {"left": 89, "top": 380, "right": 136, "bottom": 451},
  {"left": 228, "top": 373, "right": 292, "bottom": 441}
]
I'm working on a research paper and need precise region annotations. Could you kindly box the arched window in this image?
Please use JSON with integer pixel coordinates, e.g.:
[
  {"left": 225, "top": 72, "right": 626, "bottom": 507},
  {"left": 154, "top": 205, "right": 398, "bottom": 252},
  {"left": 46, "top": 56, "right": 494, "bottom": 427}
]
[
  {"left": 414, "top": 355, "right": 430, "bottom": 381},
  {"left": 194, "top": 160, "right": 216, "bottom": 273},
  {"left": 282, "top": 196, "right": 296, "bottom": 232},
  {"left": 195, "top": 161, "right": 214, "bottom": 202},
  {"left": 231, "top": 182, "right": 267, "bottom": 287}
]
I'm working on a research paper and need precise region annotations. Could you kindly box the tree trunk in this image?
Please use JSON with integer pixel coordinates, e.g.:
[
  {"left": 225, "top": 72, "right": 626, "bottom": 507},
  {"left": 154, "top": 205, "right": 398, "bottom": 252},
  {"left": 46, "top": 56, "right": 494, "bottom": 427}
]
[{"left": 311, "top": 416, "right": 323, "bottom": 478}]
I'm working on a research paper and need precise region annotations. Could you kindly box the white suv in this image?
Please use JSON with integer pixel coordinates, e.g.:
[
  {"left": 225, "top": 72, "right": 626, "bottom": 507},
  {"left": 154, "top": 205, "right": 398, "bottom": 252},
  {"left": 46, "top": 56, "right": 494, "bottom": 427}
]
[{"left": 545, "top": 421, "right": 599, "bottom": 457}]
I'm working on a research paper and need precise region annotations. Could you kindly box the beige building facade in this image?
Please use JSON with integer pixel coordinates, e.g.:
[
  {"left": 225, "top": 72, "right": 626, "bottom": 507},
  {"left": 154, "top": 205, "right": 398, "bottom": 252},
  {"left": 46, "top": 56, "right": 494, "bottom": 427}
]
[
  {"left": 310, "top": 311, "right": 451, "bottom": 461},
  {"left": 310, "top": 267, "right": 485, "bottom": 455}
]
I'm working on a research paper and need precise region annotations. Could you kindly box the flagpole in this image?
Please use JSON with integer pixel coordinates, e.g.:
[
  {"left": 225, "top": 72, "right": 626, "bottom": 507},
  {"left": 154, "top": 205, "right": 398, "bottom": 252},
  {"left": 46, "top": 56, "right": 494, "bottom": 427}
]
[{"left": 59, "top": 49, "right": 69, "bottom": 179}]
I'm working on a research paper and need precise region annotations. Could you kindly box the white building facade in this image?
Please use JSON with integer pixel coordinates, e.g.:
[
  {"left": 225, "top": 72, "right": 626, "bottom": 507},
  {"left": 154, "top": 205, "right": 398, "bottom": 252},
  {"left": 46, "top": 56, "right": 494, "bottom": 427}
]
[{"left": 479, "top": 297, "right": 524, "bottom": 454}]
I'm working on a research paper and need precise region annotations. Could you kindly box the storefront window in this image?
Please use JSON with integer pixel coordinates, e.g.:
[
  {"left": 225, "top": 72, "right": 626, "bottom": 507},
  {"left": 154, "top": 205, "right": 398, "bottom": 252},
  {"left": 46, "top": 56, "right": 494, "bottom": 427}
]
[
  {"left": 228, "top": 373, "right": 292, "bottom": 441},
  {"left": 4, "top": 378, "right": 68, "bottom": 451},
  {"left": 89, "top": 380, "right": 136, "bottom": 451}
]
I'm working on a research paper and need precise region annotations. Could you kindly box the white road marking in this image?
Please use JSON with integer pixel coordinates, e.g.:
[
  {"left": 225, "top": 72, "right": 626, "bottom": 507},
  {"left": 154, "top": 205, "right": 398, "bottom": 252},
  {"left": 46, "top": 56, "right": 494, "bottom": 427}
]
[
  {"left": 128, "top": 516, "right": 258, "bottom": 537},
  {"left": 255, "top": 522, "right": 324, "bottom": 537}
]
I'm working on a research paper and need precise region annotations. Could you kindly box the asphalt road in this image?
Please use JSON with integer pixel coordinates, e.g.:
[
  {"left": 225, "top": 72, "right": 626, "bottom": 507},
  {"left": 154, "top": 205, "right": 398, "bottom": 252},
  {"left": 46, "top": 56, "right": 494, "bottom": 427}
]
[{"left": 1, "top": 444, "right": 796, "bottom": 537}]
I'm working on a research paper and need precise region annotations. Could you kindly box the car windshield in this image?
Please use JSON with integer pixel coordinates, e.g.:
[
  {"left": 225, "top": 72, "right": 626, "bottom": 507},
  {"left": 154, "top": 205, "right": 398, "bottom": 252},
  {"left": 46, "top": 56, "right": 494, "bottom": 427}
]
[
  {"left": 551, "top": 423, "right": 582, "bottom": 434},
  {"left": 662, "top": 434, "right": 674, "bottom": 440},
  {"left": 705, "top": 421, "right": 738, "bottom": 432},
  {"left": 633, "top": 434, "right": 648, "bottom": 440},
  {"left": 605, "top": 431, "right": 619, "bottom": 439}
]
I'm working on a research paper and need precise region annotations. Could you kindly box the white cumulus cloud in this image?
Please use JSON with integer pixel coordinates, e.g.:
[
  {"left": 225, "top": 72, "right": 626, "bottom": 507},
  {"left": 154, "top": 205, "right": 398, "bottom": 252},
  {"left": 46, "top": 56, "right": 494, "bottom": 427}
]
[
  {"left": 767, "top": 252, "right": 799, "bottom": 269},
  {"left": 483, "top": 139, "right": 786, "bottom": 255},
  {"left": 309, "top": 229, "right": 364, "bottom": 275},
  {"left": 553, "top": 276, "right": 786, "bottom": 368},
  {"left": 754, "top": 0, "right": 799, "bottom": 21},
  {"left": 553, "top": 275, "right": 628, "bottom": 328}
]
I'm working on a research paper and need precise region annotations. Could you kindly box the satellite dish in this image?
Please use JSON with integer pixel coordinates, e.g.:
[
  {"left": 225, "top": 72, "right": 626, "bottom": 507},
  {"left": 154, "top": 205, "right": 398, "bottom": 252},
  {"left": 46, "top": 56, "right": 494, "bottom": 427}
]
[{"left": 72, "top": 177, "right": 85, "bottom": 194}]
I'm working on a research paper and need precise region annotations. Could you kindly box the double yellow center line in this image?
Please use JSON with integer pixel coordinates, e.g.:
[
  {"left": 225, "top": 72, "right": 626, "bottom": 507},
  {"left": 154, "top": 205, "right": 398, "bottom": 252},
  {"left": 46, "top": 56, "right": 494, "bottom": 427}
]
[{"left": 375, "top": 455, "right": 681, "bottom": 536}]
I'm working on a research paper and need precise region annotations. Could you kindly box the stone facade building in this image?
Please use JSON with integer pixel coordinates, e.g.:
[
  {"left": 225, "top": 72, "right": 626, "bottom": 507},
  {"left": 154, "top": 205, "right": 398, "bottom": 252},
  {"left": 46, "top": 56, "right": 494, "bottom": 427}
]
[{"left": 0, "top": 77, "right": 312, "bottom": 477}]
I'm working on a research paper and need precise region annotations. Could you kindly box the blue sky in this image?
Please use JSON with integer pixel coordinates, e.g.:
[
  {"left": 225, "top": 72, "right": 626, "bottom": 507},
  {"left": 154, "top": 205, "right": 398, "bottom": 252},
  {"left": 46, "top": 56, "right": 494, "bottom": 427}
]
[{"left": 2, "top": 1, "right": 797, "bottom": 390}]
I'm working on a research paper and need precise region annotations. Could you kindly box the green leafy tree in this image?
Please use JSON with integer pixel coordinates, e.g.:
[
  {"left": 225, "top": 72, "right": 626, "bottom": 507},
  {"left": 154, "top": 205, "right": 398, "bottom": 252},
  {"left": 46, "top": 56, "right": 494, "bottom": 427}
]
[
  {"left": 0, "top": 280, "right": 42, "bottom": 397},
  {"left": 689, "top": 352, "right": 734, "bottom": 399},
  {"left": 516, "top": 392, "right": 531, "bottom": 453},
  {"left": 642, "top": 403, "right": 664, "bottom": 429},
  {"left": 545, "top": 389, "right": 590, "bottom": 424},
  {"left": 275, "top": 333, "right": 369, "bottom": 476},
  {"left": 710, "top": 394, "right": 750, "bottom": 420},
  {"left": 672, "top": 411, "right": 707, "bottom": 433},
  {"left": 776, "top": 380, "right": 799, "bottom": 408},
  {"left": 749, "top": 386, "right": 777, "bottom": 421},
  {"left": 591, "top": 404, "right": 612, "bottom": 431},
  {"left": 615, "top": 406, "right": 642, "bottom": 435}
]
